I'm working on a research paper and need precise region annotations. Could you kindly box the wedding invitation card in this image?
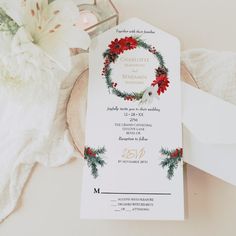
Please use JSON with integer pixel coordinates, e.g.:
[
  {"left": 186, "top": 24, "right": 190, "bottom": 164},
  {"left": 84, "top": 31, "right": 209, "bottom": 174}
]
[{"left": 80, "top": 18, "right": 184, "bottom": 220}]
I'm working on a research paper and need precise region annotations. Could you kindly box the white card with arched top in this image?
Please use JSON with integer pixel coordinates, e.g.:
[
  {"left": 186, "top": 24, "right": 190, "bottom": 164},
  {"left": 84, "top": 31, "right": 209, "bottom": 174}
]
[{"left": 80, "top": 18, "right": 184, "bottom": 220}]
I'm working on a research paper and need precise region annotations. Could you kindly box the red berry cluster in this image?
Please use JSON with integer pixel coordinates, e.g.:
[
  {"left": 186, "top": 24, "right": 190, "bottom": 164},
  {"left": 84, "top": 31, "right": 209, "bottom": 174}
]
[
  {"left": 151, "top": 74, "right": 170, "bottom": 95},
  {"left": 124, "top": 95, "right": 135, "bottom": 101},
  {"left": 148, "top": 46, "right": 157, "bottom": 54},
  {"left": 85, "top": 147, "right": 96, "bottom": 157},
  {"left": 111, "top": 82, "right": 117, "bottom": 88},
  {"left": 109, "top": 37, "right": 138, "bottom": 55},
  {"left": 170, "top": 148, "right": 183, "bottom": 158},
  {"left": 101, "top": 58, "right": 110, "bottom": 76}
]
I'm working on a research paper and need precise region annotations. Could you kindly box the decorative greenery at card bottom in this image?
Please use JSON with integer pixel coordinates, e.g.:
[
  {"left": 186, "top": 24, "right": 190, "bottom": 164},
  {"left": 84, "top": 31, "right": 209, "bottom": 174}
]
[
  {"left": 102, "top": 36, "right": 170, "bottom": 103},
  {"left": 160, "top": 147, "right": 183, "bottom": 180},
  {"left": 84, "top": 146, "right": 106, "bottom": 178}
]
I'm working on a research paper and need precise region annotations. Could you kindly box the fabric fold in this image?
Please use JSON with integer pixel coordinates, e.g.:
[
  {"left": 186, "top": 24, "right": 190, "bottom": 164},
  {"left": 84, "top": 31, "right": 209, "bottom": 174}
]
[{"left": 0, "top": 53, "right": 88, "bottom": 223}]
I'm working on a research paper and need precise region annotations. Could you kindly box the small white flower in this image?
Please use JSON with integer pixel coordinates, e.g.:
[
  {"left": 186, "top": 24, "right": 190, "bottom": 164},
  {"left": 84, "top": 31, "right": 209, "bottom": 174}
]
[
  {"left": 0, "top": 0, "right": 90, "bottom": 71},
  {"left": 140, "top": 86, "right": 159, "bottom": 104}
]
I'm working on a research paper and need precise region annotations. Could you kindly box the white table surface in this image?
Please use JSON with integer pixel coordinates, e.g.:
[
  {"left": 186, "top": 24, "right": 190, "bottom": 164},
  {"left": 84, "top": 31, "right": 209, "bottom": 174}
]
[{"left": 1, "top": 0, "right": 236, "bottom": 235}]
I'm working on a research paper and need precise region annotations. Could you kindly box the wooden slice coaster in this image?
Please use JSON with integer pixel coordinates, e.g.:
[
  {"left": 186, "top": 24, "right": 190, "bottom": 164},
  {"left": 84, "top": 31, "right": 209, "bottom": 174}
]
[{"left": 66, "top": 69, "right": 89, "bottom": 156}]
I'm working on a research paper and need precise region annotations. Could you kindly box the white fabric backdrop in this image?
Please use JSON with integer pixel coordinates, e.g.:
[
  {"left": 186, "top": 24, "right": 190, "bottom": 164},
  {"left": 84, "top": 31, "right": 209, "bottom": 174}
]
[
  {"left": 1, "top": 0, "right": 236, "bottom": 234},
  {"left": 0, "top": 53, "right": 87, "bottom": 222}
]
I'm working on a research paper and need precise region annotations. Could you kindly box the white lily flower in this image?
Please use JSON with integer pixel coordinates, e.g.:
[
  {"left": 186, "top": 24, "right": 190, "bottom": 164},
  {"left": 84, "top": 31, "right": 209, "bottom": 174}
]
[
  {"left": 0, "top": 0, "right": 90, "bottom": 71},
  {"left": 140, "top": 86, "right": 160, "bottom": 104},
  {"left": 0, "top": 28, "right": 55, "bottom": 82}
]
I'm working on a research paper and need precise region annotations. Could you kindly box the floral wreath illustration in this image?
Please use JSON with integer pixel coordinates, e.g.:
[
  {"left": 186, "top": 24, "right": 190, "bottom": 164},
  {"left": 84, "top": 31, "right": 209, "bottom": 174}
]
[{"left": 102, "top": 36, "right": 170, "bottom": 103}]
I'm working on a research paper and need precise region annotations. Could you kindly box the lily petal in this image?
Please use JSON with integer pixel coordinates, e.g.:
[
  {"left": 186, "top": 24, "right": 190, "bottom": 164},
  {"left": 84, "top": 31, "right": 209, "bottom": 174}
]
[
  {"left": 65, "top": 27, "right": 90, "bottom": 49},
  {"left": 39, "top": 38, "right": 72, "bottom": 71}
]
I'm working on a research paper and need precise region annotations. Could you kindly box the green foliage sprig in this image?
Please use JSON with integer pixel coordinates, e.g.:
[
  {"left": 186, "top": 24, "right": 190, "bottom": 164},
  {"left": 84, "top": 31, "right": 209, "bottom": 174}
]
[
  {"left": 84, "top": 146, "right": 106, "bottom": 178},
  {"left": 160, "top": 147, "right": 183, "bottom": 180}
]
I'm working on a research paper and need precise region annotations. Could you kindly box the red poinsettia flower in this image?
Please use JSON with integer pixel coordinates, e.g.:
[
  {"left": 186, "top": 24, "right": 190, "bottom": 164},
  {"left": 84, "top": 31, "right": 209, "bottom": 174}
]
[
  {"left": 151, "top": 75, "right": 170, "bottom": 95},
  {"left": 85, "top": 147, "right": 96, "bottom": 157},
  {"left": 170, "top": 149, "right": 179, "bottom": 158},
  {"left": 109, "top": 38, "right": 124, "bottom": 54},
  {"left": 120, "top": 37, "right": 138, "bottom": 50},
  {"left": 170, "top": 148, "right": 183, "bottom": 158}
]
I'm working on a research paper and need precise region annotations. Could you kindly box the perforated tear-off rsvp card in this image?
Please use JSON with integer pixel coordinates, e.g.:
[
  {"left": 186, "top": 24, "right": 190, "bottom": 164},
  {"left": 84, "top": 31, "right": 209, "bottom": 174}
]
[{"left": 80, "top": 18, "right": 184, "bottom": 220}]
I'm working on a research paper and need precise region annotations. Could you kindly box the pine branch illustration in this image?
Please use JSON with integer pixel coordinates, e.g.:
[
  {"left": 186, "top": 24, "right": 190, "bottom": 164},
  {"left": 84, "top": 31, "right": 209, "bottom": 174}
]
[
  {"left": 94, "top": 147, "right": 106, "bottom": 155},
  {"left": 84, "top": 146, "right": 106, "bottom": 178},
  {"left": 160, "top": 147, "right": 172, "bottom": 157},
  {"left": 154, "top": 52, "right": 164, "bottom": 66},
  {"left": 136, "top": 39, "right": 150, "bottom": 49},
  {"left": 160, "top": 147, "right": 183, "bottom": 180}
]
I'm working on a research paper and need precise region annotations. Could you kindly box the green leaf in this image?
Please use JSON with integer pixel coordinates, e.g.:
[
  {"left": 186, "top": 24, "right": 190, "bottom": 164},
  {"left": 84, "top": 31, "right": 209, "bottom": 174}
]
[{"left": 0, "top": 8, "right": 19, "bottom": 35}]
